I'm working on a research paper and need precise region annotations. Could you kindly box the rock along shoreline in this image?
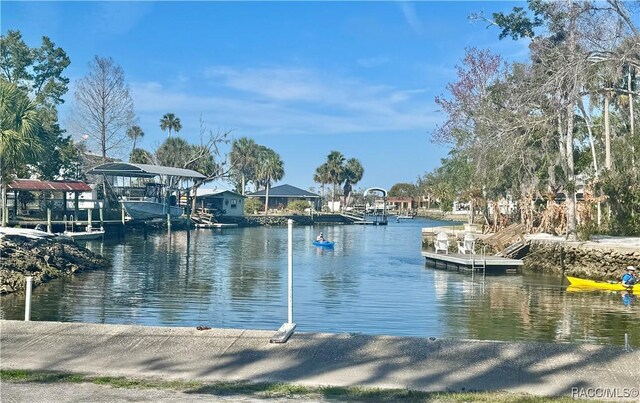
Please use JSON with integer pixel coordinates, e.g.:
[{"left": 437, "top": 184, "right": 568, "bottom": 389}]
[{"left": 0, "top": 232, "right": 110, "bottom": 295}]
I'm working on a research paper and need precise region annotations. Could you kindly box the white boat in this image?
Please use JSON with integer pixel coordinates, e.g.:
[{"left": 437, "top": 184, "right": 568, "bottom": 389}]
[
  {"left": 396, "top": 214, "right": 415, "bottom": 220},
  {"left": 120, "top": 200, "right": 183, "bottom": 221},
  {"left": 0, "top": 227, "right": 55, "bottom": 240},
  {"left": 62, "top": 228, "right": 105, "bottom": 240}
]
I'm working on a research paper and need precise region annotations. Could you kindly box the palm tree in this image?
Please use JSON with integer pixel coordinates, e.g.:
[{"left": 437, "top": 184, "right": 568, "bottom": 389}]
[
  {"left": 341, "top": 158, "right": 364, "bottom": 208},
  {"left": 0, "top": 79, "right": 43, "bottom": 225},
  {"left": 127, "top": 125, "right": 144, "bottom": 155},
  {"left": 159, "top": 113, "right": 182, "bottom": 137},
  {"left": 313, "top": 164, "right": 330, "bottom": 209},
  {"left": 256, "top": 147, "right": 284, "bottom": 215},
  {"left": 229, "top": 137, "right": 258, "bottom": 195},
  {"left": 325, "top": 151, "right": 345, "bottom": 204},
  {"left": 129, "top": 148, "right": 154, "bottom": 164}
]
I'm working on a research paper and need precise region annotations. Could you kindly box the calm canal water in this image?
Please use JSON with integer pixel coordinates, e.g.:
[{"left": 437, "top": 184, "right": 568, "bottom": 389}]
[{"left": 1, "top": 218, "right": 637, "bottom": 346}]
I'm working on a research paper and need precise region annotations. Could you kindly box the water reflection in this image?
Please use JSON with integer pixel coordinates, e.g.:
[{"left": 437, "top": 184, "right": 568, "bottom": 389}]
[{"left": 0, "top": 218, "right": 636, "bottom": 346}]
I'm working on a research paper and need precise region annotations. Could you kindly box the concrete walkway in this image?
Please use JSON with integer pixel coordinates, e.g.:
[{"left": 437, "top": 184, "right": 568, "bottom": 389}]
[{"left": 1, "top": 320, "right": 639, "bottom": 399}]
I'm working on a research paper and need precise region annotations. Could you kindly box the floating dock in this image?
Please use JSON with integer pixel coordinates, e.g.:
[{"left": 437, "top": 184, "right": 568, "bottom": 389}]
[
  {"left": 195, "top": 223, "right": 238, "bottom": 229},
  {"left": 352, "top": 220, "right": 388, "bottom": 226},
  {"left": 422, "top": 251, "right": 523, "bottom": 272}
]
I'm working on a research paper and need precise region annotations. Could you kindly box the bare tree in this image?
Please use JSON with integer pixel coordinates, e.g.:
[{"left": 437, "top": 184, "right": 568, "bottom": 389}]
[{"left": 70, "top": 56, "right": 134, "bottom": 160}]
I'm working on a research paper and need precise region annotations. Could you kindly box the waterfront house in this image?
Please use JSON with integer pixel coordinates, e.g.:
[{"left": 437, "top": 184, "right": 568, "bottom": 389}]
[
  {"left": 193, "top": 188, "right": 245, "bottom": 217},
  {"left": 247, "top": 184, "right": 320, "bottom": 211},
  {"left": 388, "top": 196, "right": 417, "bottom": 212}
]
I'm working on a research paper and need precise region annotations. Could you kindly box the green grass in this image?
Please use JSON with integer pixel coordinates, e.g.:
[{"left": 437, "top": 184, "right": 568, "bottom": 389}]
[{"left": 0, "top": 369, "right": 583, "bottom": 402}]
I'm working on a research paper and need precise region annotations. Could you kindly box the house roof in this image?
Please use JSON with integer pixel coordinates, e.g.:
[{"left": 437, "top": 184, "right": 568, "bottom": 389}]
[
  {"left": 196, "top": 188, "right": 244, "bottom": 198},
  {"left": 7, "top": 179, "right": 92, "bottom": 192},
  {"left": 247, "top": 184, "right": 319, "bottom": 198},
  {"left": 87, "top": 162, "right": 206, "bottom": 179}
]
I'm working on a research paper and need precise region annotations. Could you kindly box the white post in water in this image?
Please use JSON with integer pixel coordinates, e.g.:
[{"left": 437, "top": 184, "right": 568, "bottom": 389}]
[
  {"left": 625, "top": 333, "right": 630, "bottom": 352},
  {"left": 88, "top": 208, "right": 92, "bottom": 229},
  {"left": 46, "top": 208, "right": 52, "bottom": 233},
  {"left": 288, "top": 218, "right": 293, "bottom": 324},
  {"left": 25, "top": 276, "right": 32, "bottom": 321},
  {"left": 270, "top": 219, "right": 296, "bottom": 343}
]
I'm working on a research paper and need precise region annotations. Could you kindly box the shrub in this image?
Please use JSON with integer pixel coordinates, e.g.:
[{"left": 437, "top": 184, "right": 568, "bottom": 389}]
[
  {"left": 288, "top": 200, "right": 310, "bottom": 213},
  {"left": 244, "top": 198, "right": 262, "bottom": 214}
]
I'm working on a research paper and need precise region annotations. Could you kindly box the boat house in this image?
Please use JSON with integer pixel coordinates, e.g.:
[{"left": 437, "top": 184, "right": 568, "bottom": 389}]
[
  {"left": 193, "top": 188, "right": 245, "bottom": 217},
  {"left": 247, "top": 184, "right": 320, "bottom": 211},
  {"left": 2, "top": 179, "right": 94, "bottom": 224}
]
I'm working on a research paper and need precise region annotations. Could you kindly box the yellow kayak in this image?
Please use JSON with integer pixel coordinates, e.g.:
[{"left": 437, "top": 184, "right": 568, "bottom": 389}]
[{"left": 566, "top": 276, "right": 636, "bottom": 291}]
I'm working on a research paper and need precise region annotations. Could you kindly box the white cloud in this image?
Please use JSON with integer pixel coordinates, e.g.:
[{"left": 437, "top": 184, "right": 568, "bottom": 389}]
[
  {"left": 92, "top": 2, "right": 153, "bottom": 36},
  {"left": 131, "top": 65, "right": 440, "bottom": 137},
  {"left": 398, "top": 2, "right": 423, "bottom": 35}
]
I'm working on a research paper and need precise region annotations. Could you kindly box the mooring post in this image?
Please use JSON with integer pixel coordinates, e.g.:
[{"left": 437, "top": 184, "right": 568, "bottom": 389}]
[
  {"left": 270, "top": 219, "right": 296, "bottom": 343},
  {"left": 625, "top": 333, "right": 631, "bottom": 352},
  {"left": 25, "top": 276, "right": 32, "bottom": 321},
  {"left": 46, "top": 208, "right": 52, "bottom": 233},
  {"left": 88, "top": 208, "right": 92, "bottom": 230},
  {"left": 99, "top": 208, "right": 104, "bottom": 228},
  {"left": 288, "top": 218, "right": 293, "bottom": 324},
  {"left": 121, "top": 205, "right": 125, "bottom": 225}
]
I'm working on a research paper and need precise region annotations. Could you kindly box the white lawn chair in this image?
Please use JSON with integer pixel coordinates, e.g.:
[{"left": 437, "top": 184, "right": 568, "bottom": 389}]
[
  {"left": 434, "top": 232, "right": 449, "bottom": 254},
  {"left": 457, "top": 233, "right": 476, "bottom": 254}
]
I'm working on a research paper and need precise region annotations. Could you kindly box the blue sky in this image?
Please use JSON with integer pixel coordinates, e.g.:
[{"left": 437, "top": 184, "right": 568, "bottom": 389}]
[{"left": 3, "top": 1, "right": 528, "bottom": 192}]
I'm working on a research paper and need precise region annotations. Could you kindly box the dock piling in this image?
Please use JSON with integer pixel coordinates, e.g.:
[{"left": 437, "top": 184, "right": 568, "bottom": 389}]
[
  {"left": 46, "top": 208, "right": 52, "bottom": 233},
  {"left": 24, "top": 276, "right": 32, "bottom": 321},
  {"left": 271, "top": 219, "right": 296, "bottom": 343},
  {"left": 288, "top": 219, "right": 293, "bottom": 324}
]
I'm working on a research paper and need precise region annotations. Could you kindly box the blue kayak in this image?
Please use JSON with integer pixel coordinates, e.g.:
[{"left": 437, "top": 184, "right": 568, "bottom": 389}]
[{"left": 313, "top": 240, "right": 335, "bottom": 247}]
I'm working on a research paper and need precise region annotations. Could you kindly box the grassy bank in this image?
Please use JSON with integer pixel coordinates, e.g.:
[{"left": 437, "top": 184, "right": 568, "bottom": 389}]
[{"left": 1, "top": 369, "right": 582, "bottom": 402}]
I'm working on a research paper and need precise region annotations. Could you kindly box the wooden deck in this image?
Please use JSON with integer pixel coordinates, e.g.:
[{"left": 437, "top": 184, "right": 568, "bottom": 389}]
[{"left": 421, "top": 251, "right": 523, "bottom": 272}]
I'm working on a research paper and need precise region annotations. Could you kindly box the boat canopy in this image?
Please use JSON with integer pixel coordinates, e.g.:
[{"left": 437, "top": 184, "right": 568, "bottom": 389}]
[
  {"left": 364, "top": 187, "right": 387, "bottom": 197},
  {"left": 87, "top": 162, "right": 206, "bottom": 179}
]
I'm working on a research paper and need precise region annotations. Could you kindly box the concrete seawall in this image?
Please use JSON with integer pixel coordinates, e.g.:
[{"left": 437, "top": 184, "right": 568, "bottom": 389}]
[
  {"left": 523, "top": 239, "right": 640, "bottom": 280},
  {"left": 1, "top": 320, "right": 638, "bottom": 398}
]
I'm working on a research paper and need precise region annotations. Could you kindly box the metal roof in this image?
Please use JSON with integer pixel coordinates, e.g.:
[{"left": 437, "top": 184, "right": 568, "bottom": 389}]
[
  {"left": 196, "top": 188, "right": 245, "bottom": 198},
  {"left": 7, "top": 179, "right": 92, "bottom": 192},
  {"left": 87, "top": 162, "right": 206, "bottom": 179},
  {"left": 247, "top": 184, "right": 319, "bottom": 198}
]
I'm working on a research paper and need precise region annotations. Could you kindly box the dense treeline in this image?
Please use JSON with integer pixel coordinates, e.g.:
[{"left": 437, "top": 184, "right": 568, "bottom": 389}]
[{"left": 420, "top": 0, "right": 640, "bottom": 238}]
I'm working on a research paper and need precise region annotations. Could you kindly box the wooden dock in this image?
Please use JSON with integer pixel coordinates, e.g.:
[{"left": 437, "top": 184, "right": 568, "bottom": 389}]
[{"left": 421, "top": 251, "right": 523, "bottom": 272}]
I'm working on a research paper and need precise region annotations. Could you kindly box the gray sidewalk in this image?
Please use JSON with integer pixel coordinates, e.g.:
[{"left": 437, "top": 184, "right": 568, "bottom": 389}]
[{"left": 1, "top": 320, "right": 639, "bottom": 399}]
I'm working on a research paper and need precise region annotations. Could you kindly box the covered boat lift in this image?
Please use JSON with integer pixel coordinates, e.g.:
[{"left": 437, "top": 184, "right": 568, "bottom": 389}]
[{"left": 87, "top": 162, "right": 206, "bottom": 223}]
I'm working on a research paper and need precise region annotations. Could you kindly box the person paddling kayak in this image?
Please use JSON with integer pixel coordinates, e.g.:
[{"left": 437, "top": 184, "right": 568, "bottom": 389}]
[{"left": 621, "top": 266, "right": 638, "bottom": 287}]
